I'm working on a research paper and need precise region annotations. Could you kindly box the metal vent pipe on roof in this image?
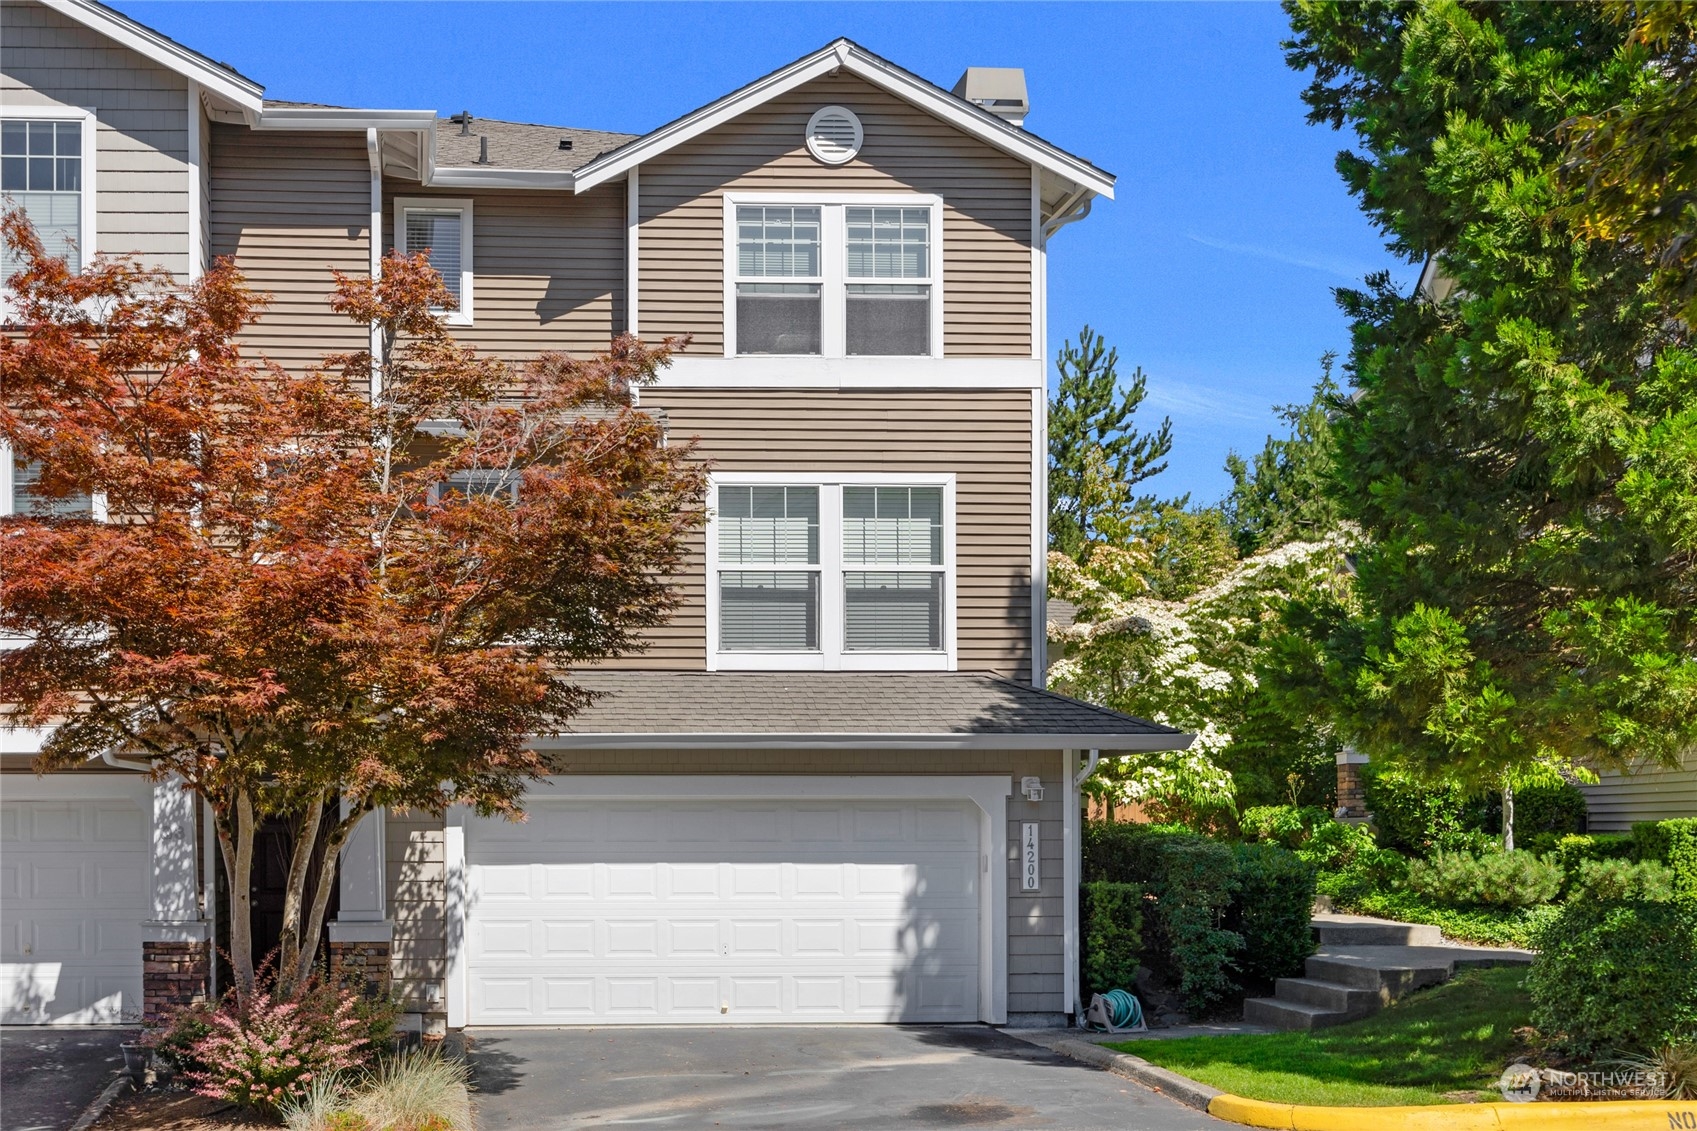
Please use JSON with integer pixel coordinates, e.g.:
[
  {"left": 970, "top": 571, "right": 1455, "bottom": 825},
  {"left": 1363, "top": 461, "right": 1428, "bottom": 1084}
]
[
  {"left": 476, "top": 135, "right": 490, "bottom": 165},
  {"left": 450, "top": 110, "right": 473, "bottom": 136}
]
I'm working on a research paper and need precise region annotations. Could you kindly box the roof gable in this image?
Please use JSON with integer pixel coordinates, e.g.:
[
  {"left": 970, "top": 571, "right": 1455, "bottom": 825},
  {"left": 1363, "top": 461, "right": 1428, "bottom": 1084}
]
[
  {"left": 572, "top": 39, "right": 1114, "bottom": 200},
  {"left": 43, "top": 0, "right": 264, "bottom": 111}
]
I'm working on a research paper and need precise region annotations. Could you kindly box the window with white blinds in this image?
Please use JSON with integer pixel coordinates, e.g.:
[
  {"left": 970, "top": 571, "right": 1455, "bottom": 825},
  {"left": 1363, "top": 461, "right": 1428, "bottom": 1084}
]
[
  {"left": 843, "top": 485, "right": 943, "bottom": 651},
  {"left": 717, "top": 485, "right": 821, "bottom": 651},
  {"left": 2, "top": 118, "right": 84, "bottom": 280},
  {"left": 395, "top": 199, "right": 473, "bottom": 325},
  {"left": 710, "top": 478, "right": 952, "bottom": 668},
  {"left": 6, "top": 457, "right": 93, "bottom": 518},
  {"left": 726, "top": 196, "right": 940, "bottom": 359}
]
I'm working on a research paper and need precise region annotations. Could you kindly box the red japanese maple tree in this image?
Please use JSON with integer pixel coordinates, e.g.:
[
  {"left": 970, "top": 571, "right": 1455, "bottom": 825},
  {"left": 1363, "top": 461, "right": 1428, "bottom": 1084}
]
[{"left": 0, "top": 214, "right": 705, "bottom": 998}]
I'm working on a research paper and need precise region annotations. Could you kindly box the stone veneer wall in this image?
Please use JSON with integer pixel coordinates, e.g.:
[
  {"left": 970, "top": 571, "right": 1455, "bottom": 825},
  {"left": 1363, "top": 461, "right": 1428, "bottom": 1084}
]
[
  {"left": 328, "top": 939, "right": 394, "bottom": 1001},
  {"left": 142, "top": 940, "right": 209, "bottom": 1024}
]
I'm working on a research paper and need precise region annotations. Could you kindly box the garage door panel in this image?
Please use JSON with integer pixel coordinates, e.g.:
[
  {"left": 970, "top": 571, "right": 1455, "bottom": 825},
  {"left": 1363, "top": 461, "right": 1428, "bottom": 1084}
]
[
  {"left": 464, "top": 797, "right": 983, "bottom": 1024},
  {"left": 2, "top": 789, "right": 149, "bottom": 1025}
]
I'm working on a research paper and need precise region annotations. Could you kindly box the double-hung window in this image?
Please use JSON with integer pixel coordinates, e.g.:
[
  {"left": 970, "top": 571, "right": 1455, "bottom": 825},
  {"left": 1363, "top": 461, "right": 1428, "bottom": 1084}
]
[
  {"left": 394, "top": 197, "right": 474, "bottom": 325},
  {"left": 709, "top": 475, "right": 954, "bottom": 670},
  {"left": 1, "top": 110, "right": 95, "bottom": 287},
  {"left": 726, "top": 195, "right": 941, "bottom": 359},
  {"left": 3, "top": 454, "right": 96, "bottom": 519}
]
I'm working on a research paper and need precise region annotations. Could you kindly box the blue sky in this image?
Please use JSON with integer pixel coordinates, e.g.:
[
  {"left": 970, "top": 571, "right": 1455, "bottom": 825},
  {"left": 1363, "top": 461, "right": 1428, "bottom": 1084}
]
[{"left": 128, "top": 0, "right": 1413, "bottom": 504}]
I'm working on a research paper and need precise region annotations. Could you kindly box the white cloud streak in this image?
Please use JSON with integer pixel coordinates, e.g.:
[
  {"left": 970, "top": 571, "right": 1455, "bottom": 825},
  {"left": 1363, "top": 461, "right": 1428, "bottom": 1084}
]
[{"left": 1186, "top": 232, "right": 1371, "bottom": 283}]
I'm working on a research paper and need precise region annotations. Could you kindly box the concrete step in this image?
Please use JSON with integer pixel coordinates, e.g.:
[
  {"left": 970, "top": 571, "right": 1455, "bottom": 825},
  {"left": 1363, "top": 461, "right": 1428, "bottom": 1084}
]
[
  {"left": 1304, "top": 944, "right": 1532, "bottom": 998},
  {"left": 1273, "top": 977, "right": 1382, "bottom": 1013},
  {"left": 1311, "top": 913, "right": 1444, "bottom": 948},
  {"left": 1243, "top": 996, "right": 1375, "bottom": 1032}
]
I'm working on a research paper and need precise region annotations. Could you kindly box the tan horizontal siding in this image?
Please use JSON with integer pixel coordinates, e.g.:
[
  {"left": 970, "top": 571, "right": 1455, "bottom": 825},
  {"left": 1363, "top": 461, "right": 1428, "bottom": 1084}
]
[
  {"left": 638, "top": 72, "right": 1032, "bottom": 358},
  {"left": 382, "top": 182, "right": 625, "bottom": 362},
  {"left": 1579, "top": 752, "right": 1697, "bottom": 832},
  {"left": 600, "top": 388, "right": 1033, "bottom": 681},
  {"left": 208, "top": 125, "right": 370, "bottom": 376},
  {"left": 390, "top": 748, "right": 1066, "bottom": 1022},
  {"left": 1, "top": 0, "right": 189, "bottom": 277}
]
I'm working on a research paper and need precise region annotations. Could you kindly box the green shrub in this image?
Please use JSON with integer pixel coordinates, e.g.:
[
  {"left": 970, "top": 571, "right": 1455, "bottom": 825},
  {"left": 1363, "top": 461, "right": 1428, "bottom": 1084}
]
[
  {"left": 1406, "top": 849, "right": 1563, "bottom": 908},
  {"left": 1347, "top": 889, "right": 1555, "bottom": 949},
  {"left": 1228, "top": 842, "right": 1317, "bottom": 987},
  {"left": 1363, "top": 768, "right": 1492, "bottom": 855},
  {"left": 1155, "top": 838, "right": 1242, "bottom": 1014},
  {"left": 1239, "top": 805, "right": 1328, "bottom": 850},
  {"left": 1632, "top": 818, "right": 1697, "bottom": 901},
  {"left": 1528, "top": 899, "right": 1697, "bottom": 1053},
  {"left": 1550, "top": 832, "right": 1635, "bottom": 882},
  {"left": 1498, "top": 780, "right": 1588, "bottom": 841},
  {"left": 1314, "top": 845, "right": 1409, "bottom": 905},
  {"left": 1081, "top": 881, "right": 1144, "bottom": 998},
  {"left": 1568, "top": 858, "right": 1675, "bottom": 902},
  {"left": 1295, "top": 820, "right": 1377, "bottom": 873}
]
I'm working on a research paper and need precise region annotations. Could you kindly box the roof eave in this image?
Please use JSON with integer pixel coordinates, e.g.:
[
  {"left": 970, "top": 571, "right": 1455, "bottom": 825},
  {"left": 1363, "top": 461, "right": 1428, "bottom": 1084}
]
[
  {"left": 570, "top": 39, "right": 1115, "bottom": 200},
  {"left": 425, "top": 166, "right": 578, "bottom": 190},
  {"left": 531, "top": 731, "right": 1194, "bottom": 752},
  {"left": 256, "top": 107, "right": 439, "bottom": 131},
  {"left": 46, "top": 0, "right": 264, "bottom": 112}
]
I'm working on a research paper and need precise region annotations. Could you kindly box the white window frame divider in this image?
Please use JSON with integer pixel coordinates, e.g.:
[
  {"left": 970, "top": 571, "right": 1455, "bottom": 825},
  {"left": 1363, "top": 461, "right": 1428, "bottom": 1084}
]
[
  {"left": 393, "top": 196, "right": 474, "bottom": 326},
  {"left": 722, "top": 192, "right": 944, "bottom": 361},
  {"left": 2, "top": 104, "right": 97, "bottom": 314},
  {"left": 706, "top": 470, "right": 956, "bottom": 672}
]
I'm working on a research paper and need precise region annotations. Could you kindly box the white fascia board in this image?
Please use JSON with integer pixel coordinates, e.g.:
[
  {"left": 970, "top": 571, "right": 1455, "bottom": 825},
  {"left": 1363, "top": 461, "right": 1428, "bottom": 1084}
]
[
  {"left": 256, "top": 107, "right": 438, "bottom": 132},
  {"left": 571, "top": 40, "right": 1115, "bottom": 200},
  {"left": 45, "top": 0, "right": 264, "bottom": 112},
  {"left": 529, "top": 731, "right": 1194, "bottom": 752},
  {"left": 655, "top": 357, "right": 1043, "bottom": 390},
  {"left": 424, "top": 167, "right": 576, "bottom": 190}
]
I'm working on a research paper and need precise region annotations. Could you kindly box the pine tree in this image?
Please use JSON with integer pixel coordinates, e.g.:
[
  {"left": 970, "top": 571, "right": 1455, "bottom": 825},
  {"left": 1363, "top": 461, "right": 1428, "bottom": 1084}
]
[
  {"left": 1224, "top": 361, "right": 1343, "bottom": 556},
  {"left": 1048, "top": 326, "right": 1173, "bottom": 560}
]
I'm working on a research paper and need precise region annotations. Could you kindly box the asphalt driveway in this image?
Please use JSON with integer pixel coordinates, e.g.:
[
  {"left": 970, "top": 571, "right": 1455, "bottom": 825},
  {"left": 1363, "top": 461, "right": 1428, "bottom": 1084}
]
[
  {"left": 0, "top": 1027, "right": 134, "bottom": 1131},
  {"left": 465, "top": 1024, "right": 1224, "bottom": 1130}
]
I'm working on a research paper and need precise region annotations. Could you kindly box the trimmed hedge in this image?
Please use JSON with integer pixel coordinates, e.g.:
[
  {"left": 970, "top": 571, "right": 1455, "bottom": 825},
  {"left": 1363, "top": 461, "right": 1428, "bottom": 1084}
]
[
  {"left": 1081, "top": 881, "right": 1144, "bottom": 1000},
  {"left": 1631, "top": 817, "right": 1697, "bottom": 901},
  {"left": 1363, "top": 768, "right": 1493, "bottom": 855},
  {"left": 1229, "top": 842, "right": 1318, "bottom": 987},
  {"left": 1528, "top": 899, "right": 1697, "bottom": 1053},
  {"left": 1083, "top": 822, "right": 1313, "bottom": 1014}
]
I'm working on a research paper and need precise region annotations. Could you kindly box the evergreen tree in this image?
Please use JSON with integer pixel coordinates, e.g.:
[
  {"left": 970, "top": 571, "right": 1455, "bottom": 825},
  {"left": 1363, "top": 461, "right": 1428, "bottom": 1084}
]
[
  {"left": 1282, "top": 2, "right": 1697, "bottom": 807},
  {"left": 1048, "top": 326, "right": 1173, "bottom": 560},
  {"left": 1224, "top": 361, "right": 1344, "bottom": 556}
]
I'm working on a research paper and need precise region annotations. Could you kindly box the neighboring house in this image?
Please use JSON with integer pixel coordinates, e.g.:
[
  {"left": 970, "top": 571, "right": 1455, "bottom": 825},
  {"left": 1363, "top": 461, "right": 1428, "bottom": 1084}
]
[
  {"left": 1578, "top": 753, "right": 1697, "bottom": 832},
  {"left": 0, "top": 0, "right": 1191, "bottom": 1033}
]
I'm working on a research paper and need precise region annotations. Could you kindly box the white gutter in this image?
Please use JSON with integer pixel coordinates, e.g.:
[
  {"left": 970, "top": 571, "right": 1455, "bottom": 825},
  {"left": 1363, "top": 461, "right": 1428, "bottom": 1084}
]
[
  {"left": 100, "top": 749, "right": 151, "bottom": 772},
  {"left": 256, "top": 108, "right": 439, "bottom": 131},
  {"left": 425, "top": 167, "right": 576, "bottom": 190},
  {"left": 1073, "top": 748, "right": 1101, "bottom": 787}
]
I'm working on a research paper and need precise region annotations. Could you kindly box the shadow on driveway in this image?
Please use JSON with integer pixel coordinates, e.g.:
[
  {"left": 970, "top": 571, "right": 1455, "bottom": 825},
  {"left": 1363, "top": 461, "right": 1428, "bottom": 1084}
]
[
  {"left": 464, "top": 1024, "right": 1225, "bottom": 1130},
  {"left": 0, "top": 1027, "right": 134, "bottom": 1131}
]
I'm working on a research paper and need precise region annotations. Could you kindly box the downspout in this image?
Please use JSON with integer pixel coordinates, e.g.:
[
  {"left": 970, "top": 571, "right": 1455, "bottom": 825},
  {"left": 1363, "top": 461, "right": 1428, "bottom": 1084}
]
[
  {"left": 367, "top": 128, "right": 384, "bottom": 402},
  {"left": 101, "top": 749, "right": 151, "bottom": 772},
  {"left": 1073, "top": 748, "right": 1101, "bottom": 787}
]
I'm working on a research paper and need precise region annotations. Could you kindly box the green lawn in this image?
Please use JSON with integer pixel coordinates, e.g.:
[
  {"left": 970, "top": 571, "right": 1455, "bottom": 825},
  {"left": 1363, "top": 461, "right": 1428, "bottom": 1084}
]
[{"left": 1108, "top": 967, "right": 1532, "bottom": 1107}]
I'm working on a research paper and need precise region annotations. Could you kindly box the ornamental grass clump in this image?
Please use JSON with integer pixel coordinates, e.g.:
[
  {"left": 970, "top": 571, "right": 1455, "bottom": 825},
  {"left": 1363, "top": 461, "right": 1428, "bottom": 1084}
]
[{"left": 183, "top": 976, "right": 369, "bottom": 1112}]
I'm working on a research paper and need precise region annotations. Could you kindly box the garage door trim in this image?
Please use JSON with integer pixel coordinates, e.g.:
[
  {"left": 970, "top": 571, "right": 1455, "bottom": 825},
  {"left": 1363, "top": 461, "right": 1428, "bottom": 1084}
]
[{"left": 445, "top": 774, "right": 1011, "bottom": 1026}]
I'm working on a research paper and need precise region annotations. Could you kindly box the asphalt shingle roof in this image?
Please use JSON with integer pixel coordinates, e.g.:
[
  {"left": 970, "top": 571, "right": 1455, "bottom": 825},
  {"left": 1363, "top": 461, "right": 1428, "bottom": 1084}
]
[
  {"left": 435, "top": 118, "right": 638, "bottom": 172},
  {"left": 545, "top": 671, "right": 1186, "bottom": 750}
]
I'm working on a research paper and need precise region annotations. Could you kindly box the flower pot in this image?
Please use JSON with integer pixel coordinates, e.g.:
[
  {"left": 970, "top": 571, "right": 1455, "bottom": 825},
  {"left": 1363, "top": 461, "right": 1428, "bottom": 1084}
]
[{"left": 119, "top": 1042, "right": 149, "bottom": 1084}]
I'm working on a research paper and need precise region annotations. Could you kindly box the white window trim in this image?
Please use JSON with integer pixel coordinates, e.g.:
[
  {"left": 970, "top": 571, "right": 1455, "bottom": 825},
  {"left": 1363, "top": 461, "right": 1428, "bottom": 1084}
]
[
  {"left": 722, "top": 192, "right": 944, "bottom": 361},
  {"left": 1, "top": 441, "right": 108, "bottom": 521},
  {"left": 393, "top": 196, "right": 474, "bottom": 326},
  {"left": 1, "top": 104, "right": 97, "bottom": 307},
  {"left": 705, "top": 471, "right": 957, "bottom": 672}
]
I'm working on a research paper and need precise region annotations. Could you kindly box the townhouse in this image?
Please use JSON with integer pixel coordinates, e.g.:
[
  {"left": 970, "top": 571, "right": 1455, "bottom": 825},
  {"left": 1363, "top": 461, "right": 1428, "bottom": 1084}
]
[{"left": 1, "top": 0, "right": 1191, "bottom": 1033}]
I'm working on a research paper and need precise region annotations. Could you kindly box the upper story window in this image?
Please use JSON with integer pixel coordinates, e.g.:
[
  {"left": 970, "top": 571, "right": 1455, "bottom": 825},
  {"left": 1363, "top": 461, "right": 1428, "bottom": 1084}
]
[
  {"left": 708, "top": 474, "right": 954, "bottom": 671},
  {"left": 1, "top": 111, "right": 95, "bottom": 285},
  {"left": 725, "top": 194, "right": 942, "bottom": 360},
  {"left": 394, "top": 197, "right": 474, "bottom": 326}
]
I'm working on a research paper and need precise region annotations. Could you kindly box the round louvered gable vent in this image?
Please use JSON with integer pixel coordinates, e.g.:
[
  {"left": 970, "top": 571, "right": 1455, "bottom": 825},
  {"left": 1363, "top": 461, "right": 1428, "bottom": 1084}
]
[{"left": 805, "top": 106, "right": 863, "bottom": 165}]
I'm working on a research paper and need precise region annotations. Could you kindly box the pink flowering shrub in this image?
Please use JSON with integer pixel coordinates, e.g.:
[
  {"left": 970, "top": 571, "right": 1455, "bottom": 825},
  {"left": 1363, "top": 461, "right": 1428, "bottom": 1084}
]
[{"left": 181, "top": 974, "right": 369, "bottom": 1112}]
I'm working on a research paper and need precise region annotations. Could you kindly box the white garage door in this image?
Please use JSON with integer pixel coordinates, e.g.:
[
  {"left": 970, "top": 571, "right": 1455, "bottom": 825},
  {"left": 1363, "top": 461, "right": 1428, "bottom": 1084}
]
[
  {"left": 465, "top": 797, "right": 981, "bottom": 1024},
  {"left": 1, "top": 779, "right": 150, "bottom": 1024}
]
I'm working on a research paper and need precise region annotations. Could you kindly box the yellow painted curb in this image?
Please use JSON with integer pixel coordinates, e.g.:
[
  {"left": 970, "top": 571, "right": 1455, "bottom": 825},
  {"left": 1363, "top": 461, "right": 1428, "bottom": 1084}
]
[{"left": 1206, "top": 1093, "right": 1697, "bottom": 1130}]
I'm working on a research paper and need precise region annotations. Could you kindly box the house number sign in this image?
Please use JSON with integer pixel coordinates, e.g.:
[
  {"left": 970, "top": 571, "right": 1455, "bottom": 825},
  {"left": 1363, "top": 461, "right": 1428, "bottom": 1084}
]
[{"left": 1021, "top": 822, "right": 1041, "bottom": 891}]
